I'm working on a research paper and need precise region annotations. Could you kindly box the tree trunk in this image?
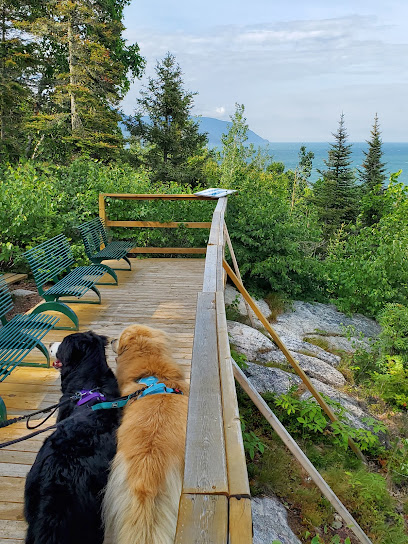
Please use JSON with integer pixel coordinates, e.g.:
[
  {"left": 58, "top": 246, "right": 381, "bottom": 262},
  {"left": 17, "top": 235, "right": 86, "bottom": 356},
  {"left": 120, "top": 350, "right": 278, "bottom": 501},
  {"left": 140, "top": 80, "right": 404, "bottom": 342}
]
[
  {"left": 68, "top": 17, "right": 81, "bottom": 134},
  {"left": 0, "top": 6, "right": 6, "bottom": 141}
]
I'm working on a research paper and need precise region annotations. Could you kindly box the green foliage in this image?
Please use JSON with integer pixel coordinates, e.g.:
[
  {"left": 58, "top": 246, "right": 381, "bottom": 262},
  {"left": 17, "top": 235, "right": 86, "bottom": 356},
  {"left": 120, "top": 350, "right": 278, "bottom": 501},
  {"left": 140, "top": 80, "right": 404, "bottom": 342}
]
[
  {"left": 240, "top": 419, "right": 265, "bottom": 460},
  {"left": 219, "top": 104, "right": 325, "bottom": 300},
  {"left": 378, "top": 303, "right": 408, "bottom": 366},
  {"left": 230, "top": 347, "right": 248, "bottom": 370},
  {"left": 272, "top": 387, "right": 385, "bottom": 453},
  {"left": 129, "top": 52, "right": 208, "bottom": 185},
  {"left": 0, "top": 159, "right": 214, "bottom": 270},
  {"left": 326, "top": 175, "right": 408, "bottom": 315}
]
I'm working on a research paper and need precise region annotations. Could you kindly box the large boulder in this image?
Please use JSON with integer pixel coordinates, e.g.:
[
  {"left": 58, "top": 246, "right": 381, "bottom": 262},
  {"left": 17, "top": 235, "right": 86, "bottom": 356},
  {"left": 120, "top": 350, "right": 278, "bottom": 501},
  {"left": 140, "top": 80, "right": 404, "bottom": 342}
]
[
  {"left": 228, "top": 321, "right": 279, "bottom": 363},
  {"left": 273, "top": 301, "right": 380, "bottom": 351},
  {"left": 252, "top": 496, "right": 301, "bottom": 544},
  {"left": 245, "top": 363, "right": 301, "bottom": 395}
]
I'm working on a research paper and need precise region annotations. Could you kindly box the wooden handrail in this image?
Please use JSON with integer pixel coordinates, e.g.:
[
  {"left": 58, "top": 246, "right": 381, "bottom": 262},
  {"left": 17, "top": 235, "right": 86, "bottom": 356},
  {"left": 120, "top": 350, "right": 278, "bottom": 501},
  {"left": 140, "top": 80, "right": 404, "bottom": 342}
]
[{"left": 175, "top": 196, "right": 252, "bottom": 543}]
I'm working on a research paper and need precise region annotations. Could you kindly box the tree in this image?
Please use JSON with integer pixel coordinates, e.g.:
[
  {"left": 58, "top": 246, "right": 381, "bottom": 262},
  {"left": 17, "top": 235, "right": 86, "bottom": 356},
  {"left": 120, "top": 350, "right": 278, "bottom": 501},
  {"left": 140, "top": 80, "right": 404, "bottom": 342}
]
[
  {"left": 0, "top": 0, "right": 37, "bottom": 161},
  {"left": 312, "top": 113, "right": 358, "bottom": 240},
  {"left": 130, "top": 52, "right": 208, "bottom": 185},
  {"left": 22, "top": 0, "right": 144, "bottom": 161},
  {"left": 289, "top": 145, "right": 314, "bottom": 212},
  {"left": 358, "top": 114, "right": 387, "bottom": 226}
]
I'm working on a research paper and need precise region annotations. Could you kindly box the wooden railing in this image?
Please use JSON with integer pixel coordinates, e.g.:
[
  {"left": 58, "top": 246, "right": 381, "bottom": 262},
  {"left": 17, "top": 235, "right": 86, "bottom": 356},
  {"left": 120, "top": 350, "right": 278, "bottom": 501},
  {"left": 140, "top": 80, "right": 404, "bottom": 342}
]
[
  {"left": 175, "top": 197, "right": 252, "bottom": 543},
  {"left": 98, "top": 193, "right": 215, "bottom": 254},
  {"left": 98, "top": 193, "right": 252, "bottom": 542}
]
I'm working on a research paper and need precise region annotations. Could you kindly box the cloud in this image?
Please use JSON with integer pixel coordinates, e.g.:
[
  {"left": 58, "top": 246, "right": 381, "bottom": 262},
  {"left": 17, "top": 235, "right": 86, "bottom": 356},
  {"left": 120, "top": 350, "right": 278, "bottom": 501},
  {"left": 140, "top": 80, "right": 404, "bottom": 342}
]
[{"left": 122, "top": 15, "right": 408, "bottom": 141}]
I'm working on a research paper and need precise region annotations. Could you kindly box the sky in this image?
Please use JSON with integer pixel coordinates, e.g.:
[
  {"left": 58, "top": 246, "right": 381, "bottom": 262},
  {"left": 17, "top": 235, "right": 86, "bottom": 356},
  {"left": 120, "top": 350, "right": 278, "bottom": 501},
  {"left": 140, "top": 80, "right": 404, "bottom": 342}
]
[{"left": 121, "top": 0, "right": 408, "bottom": 142}]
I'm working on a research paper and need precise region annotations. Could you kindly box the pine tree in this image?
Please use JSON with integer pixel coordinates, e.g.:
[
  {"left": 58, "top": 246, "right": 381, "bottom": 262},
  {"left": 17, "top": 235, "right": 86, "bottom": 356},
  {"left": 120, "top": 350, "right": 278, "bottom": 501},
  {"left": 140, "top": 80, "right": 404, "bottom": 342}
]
[
  {"left": 130, "top": 52, "right": 208, "bottom": 185},
  {"left": 358, "top": 114, "right": 387, "bottom": 226},
  {"left": 0, "top": 0, "right": 37, "bottom": 161},
  {"left": 313, "top": 113, "right": 358, "bottom": 239},
  {"left": 23, "top": 0, "right": 144, "bottom": 161}
]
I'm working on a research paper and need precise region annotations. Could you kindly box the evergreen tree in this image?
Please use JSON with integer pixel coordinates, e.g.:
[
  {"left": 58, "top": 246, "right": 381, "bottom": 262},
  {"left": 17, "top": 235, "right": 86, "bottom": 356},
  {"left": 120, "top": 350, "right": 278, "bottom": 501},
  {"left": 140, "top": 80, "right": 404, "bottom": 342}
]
[
  {"left": 23, "top": 0, "right": 144, "bottom": 161},
  {"left": 358, "top": 114, "right": 387, "bottom": 226},
  {"left": 0, "top": 0, "right": 37, "bottom": 161},
  {"left": 130, "top": 52, "right": 208, "bottom": 185},
  {"left": 313, "top": 113, "right": 358, "bottom": 239}
]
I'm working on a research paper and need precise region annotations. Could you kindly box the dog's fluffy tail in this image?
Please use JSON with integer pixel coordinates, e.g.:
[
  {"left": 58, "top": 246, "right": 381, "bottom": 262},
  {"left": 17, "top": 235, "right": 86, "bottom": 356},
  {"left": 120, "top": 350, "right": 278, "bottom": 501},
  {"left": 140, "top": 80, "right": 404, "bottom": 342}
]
[{"left": 103, "top": 452, "right": 182, "bottom": 544}]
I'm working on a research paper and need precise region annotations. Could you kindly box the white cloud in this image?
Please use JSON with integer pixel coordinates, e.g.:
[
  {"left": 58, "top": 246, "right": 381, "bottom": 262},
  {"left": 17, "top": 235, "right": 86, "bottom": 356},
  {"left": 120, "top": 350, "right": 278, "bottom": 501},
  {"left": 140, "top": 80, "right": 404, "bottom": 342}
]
[{"left": 122, "top": 15, "right": 408, "bottom": 141}]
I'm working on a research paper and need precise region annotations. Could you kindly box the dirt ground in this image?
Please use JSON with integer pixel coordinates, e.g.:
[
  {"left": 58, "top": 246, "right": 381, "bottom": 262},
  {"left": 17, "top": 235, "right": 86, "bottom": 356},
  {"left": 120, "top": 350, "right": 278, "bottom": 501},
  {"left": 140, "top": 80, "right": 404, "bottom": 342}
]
[{"left": 6, "top": 280, "right": 43, "bottom": 320}]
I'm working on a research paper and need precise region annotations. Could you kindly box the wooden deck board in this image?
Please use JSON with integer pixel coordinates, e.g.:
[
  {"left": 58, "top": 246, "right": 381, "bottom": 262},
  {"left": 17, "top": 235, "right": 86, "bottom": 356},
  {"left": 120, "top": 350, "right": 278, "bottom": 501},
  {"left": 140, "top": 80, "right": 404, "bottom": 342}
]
[{"left": 0, "top": 257, "right": 204, "bottom": 538}]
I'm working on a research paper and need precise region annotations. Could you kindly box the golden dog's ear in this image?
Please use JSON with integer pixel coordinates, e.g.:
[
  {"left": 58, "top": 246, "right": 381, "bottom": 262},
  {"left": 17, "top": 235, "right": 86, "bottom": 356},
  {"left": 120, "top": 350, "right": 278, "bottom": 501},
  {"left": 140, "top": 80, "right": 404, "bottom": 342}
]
[{"left": 111, "top": 338, "right": 119, "bottom": 354}]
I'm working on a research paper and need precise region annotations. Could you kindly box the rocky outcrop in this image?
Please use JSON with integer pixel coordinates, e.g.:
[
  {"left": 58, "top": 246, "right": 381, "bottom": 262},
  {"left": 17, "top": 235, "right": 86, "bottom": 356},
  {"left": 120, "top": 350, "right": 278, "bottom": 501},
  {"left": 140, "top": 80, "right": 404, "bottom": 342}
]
[
  {"left": 252, "top": 496, "right": 302, "bottom": 544},
  {"left": 228, "top": 321, "right": 345, "bottom": 387}
]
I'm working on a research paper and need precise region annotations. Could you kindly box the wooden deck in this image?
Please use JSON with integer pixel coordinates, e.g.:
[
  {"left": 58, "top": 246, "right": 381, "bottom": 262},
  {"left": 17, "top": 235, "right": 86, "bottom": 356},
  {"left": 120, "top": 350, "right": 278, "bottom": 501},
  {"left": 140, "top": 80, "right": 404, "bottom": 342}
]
[{"left": 0, "top": 257, "right": 205, "bottom": 543}]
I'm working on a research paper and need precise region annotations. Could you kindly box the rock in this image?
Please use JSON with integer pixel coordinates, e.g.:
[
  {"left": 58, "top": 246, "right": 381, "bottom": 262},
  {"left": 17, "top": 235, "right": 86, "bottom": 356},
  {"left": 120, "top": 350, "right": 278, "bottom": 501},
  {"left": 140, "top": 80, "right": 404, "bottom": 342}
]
[
  {"left": 288, "top": 352, "right": 345, "bottom": 387},
  {"left": 273, "top": 301, "right": 381, "bottom": 343},
  {"left": 12, "top": 289, "right": 36, "bottom": 297},
  {"left": 229, "top": 322, "right": 345, "bottom": 387},
  {"left": 304, "top": 334, "right": 372, "bottom": 354},
  {"left": 228, "top": 321, "right": 279, "bottom": 363},
  {"left": 279, "top": 335, "right": 341, "bottom": 367},
  {"left": 245, "top": 363, "right": 301, "bottom": 395},
  {"left": 252, "top": 496, "right": 301, "bottom": 544},
  {"left": 225, "top": 285, "right": 271, "bottom": 327}
]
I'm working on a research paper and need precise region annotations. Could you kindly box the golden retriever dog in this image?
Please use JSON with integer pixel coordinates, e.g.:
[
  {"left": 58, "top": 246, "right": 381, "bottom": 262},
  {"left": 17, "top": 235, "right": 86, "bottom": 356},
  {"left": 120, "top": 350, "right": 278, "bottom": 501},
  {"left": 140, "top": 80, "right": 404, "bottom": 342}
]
[{"left": 103, "top": 324, "right": 189, "bottom": 544}]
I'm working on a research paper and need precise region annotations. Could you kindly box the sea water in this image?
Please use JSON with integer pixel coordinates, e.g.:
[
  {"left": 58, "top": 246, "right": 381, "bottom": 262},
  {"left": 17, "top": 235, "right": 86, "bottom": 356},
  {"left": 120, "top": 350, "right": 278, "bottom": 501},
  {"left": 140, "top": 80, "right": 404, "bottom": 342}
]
[{"left": 267, "top": 142, "right": 408, "bottom": 184}]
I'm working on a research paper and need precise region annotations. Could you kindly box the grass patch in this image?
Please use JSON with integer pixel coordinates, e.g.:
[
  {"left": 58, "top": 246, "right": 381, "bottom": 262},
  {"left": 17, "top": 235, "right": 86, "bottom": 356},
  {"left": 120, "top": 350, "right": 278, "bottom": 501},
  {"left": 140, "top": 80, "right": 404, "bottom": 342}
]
[{"left": 265, "top": 292, "right": 287, "bottom": 322}]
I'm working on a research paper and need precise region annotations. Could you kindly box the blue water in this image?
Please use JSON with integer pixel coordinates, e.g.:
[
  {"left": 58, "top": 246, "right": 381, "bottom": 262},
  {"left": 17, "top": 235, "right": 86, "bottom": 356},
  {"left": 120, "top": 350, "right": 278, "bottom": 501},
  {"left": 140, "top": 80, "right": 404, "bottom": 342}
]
[{"left": 267, "top": 142, "right": 408, "bottom": 184}]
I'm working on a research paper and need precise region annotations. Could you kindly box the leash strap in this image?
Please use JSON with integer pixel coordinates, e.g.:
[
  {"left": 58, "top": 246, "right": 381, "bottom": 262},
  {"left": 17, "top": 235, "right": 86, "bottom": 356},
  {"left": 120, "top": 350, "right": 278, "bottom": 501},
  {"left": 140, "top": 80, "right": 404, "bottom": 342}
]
[{"left": 0, "top": 424, "right": 57, "bottom": 450}]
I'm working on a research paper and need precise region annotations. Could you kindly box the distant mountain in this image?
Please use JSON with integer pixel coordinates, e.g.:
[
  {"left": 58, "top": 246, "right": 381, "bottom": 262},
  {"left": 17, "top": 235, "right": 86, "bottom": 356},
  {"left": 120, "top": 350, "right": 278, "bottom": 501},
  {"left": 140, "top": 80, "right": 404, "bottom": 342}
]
[
  {"left": 120, "top": 115, "right": 269, "bottom": 148},
  {"left": 193, "top": 117, "right": 269, "bottom": 148}
]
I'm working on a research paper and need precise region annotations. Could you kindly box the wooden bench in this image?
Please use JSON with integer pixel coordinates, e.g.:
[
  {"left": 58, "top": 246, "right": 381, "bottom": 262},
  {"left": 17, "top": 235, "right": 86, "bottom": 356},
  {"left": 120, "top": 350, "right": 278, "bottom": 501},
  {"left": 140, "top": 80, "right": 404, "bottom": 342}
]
[
  {"left": 0, "top": 275, "right": 59, "bottom": 421},
  {"left": 78, "top": 217, "right": 133, "bottom": 285},
  {"left": 24, "top": 234, "right": 114, "bottom": 331}
]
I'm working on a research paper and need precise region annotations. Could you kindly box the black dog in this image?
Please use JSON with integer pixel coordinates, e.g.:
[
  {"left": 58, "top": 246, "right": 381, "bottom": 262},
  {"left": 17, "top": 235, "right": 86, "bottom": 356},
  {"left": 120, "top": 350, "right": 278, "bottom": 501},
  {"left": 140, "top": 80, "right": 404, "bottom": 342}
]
[{"left": 24, "top": 331, "right": 120, "bottom": 544}]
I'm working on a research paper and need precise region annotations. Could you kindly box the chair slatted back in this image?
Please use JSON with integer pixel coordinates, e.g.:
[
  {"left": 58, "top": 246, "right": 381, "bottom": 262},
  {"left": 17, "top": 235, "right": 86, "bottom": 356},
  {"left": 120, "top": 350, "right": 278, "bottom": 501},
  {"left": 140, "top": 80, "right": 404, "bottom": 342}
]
[
  {"left": 24, "top": 234, "right": 74, "bottom": 291},
  {"left": 0, "top": 276, "right": 13, "bottom": 324},
  {"left": 78, "top": 217, "right": 108, "bottom": 258}
]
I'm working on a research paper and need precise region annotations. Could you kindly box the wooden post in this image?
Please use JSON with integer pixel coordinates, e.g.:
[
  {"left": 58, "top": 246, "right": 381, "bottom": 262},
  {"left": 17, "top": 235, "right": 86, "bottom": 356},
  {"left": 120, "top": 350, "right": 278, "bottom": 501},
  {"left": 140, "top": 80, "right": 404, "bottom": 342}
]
[
  {"left": 98, "top": 193, "right": 106, "bottom": 224},
  {"left": 224, "top": 224, "right": 257, "bottom": 329},
  {"left": 233, "top": 360, "right": 373, "bottom": 544},
  {"left": 223, "top": 259, "right": 365, "bottom": 462}
]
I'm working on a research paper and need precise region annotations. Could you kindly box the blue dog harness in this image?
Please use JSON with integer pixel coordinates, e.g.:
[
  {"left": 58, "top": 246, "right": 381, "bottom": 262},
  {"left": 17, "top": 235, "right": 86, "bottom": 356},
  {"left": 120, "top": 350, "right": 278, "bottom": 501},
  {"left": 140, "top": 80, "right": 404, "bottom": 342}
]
[{"left": 91, "top": 376, "right": 182, "bottom": 411}]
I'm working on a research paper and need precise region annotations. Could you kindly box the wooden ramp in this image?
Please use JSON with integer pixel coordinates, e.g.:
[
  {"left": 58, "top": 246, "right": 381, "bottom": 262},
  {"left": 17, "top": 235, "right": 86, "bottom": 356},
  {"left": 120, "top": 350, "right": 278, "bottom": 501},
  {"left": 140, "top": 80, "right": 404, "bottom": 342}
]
[{"left": 0, "top": 257, "right": 205, "bottom": 542}]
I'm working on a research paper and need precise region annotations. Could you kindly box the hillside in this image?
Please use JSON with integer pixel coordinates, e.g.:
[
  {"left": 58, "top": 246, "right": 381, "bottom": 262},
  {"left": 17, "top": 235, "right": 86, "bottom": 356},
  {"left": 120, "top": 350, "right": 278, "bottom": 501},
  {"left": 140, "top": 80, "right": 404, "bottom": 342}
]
[{"left": 120, "top": 116, "right": 269, "bottom": 148}]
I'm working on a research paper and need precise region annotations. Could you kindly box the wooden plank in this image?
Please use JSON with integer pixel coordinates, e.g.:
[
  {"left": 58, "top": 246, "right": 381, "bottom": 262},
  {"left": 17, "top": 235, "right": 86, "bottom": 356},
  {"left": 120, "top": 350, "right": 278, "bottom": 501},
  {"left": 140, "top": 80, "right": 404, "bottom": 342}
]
[
  {"left": 182, "top": 293, "right": 228, "bottom": 494},
  {"left": 0, "top": 478, "right": 25, "bottom": 502},
  {"left": 229, "top": 497, "right": 253, "bottom": 544},
  {"left": 0, "top": 520, "right": 26, "bottom": 540},
  {"left": 129, "top": 247, "right": 207, "bottom": 254},
  {"left": 100, "top": 194, "right": 214, "bottom": 200},
  {"left": 202, "top": 245, "right": 218, "bottom": 293},
  {"left": 0, "top": 540, "right": 24, "bottom": 544},
  {"left": 233, "top": 360, "right": 373, "bottom": 544},
  {"left": 215, "top": 292, "right": 250, "bottom": 498},
  {"left": 175, "top": 494, "right": 228, "bottom": 544},
  {"left": 0, "top": 451, "right": 36, "bottom": 466},
  {"left": 0, "top": 502, "right": 24, "bottom": 521},
  {"left": 0, "top": 464, "right": 30, "bottom": 478},
  {"left": 106, "top": 221, "right": 211, "bottom": 229},
  {"left": 1, "top": 274, "right": 28, "bottom": 286}
]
